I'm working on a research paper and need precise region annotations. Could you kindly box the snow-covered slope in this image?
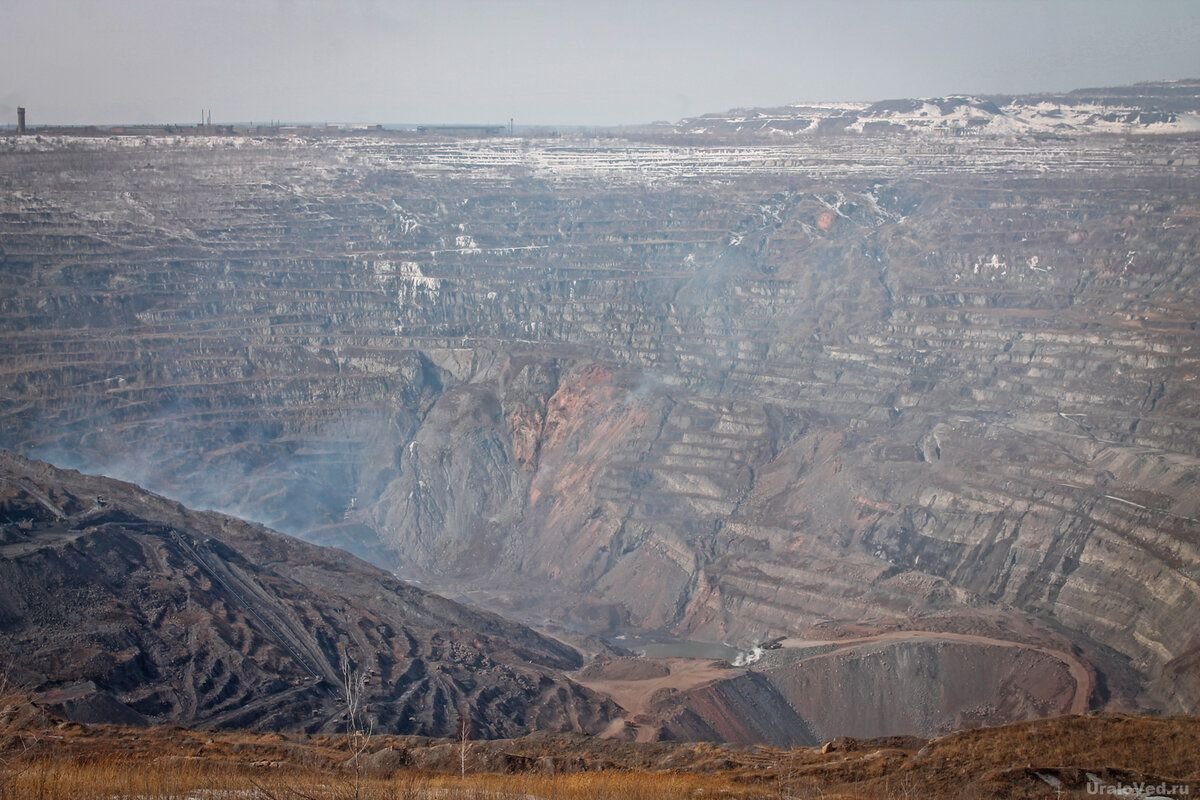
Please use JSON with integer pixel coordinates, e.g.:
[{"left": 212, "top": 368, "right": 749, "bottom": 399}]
[{"left": 673, "top": 80, "right": 1200, "bottom": 137}]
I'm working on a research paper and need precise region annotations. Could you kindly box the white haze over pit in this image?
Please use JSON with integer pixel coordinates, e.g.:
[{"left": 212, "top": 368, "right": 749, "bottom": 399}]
[{"left": 732, "top": 646, "right": 765, "bottom": 667}]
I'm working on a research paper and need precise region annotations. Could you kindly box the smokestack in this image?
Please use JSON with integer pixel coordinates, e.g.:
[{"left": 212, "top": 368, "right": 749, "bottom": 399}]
[{"left": 16, "top": 107, "right": 26, "bottom": 134}]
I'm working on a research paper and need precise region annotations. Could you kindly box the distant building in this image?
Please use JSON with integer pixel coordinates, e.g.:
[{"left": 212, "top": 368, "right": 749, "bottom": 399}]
[
  {"left": 17, "top": 107, "right": 26, "bottom": 134},
  {"left": 415, "top": 124, "right": 505, "bottom": 136}
]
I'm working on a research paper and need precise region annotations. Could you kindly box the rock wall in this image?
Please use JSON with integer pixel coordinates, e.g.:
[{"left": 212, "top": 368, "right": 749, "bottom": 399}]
[{"left": 1, "top": 132, "right": 1198, "bottom": 713}]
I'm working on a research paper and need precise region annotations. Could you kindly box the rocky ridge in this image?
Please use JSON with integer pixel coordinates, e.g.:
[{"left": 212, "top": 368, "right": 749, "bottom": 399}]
[{"left": 0, "top": 452, "right": 617, "bottom": 737}]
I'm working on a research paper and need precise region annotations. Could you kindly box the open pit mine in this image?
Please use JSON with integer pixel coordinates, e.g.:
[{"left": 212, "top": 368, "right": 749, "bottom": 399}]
[{"left": 2, "top": 81, "right": 1199, "bottom": 746}]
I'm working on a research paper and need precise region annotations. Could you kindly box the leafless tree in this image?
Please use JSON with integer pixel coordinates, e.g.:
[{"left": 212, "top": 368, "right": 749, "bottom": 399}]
[
  {"left": 457, "top": 711, "right": 472, "bottom": 780},
  {"left": 776, "top": 746, "right": 816, "bottom": 800},
  {"left": 340, "top": 650, "right": 373, "bottom": 800}
]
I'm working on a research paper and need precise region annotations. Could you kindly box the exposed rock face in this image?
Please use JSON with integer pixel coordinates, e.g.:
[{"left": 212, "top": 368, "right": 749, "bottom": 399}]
[
  {"left": 0, "top": 452, "right": 618, "bottom": 736},
  {"left": 752, "top": 638, "right": 1079, "bottom": 742},
  {"left": 652, "top": 670, "right": 820, "bottom": 747},
  {"left": 1, "top": 91, "right": 1198, "bottom": 727}
]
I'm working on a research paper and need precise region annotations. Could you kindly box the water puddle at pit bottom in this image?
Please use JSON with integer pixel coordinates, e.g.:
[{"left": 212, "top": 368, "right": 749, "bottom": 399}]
[{"left": 611, "top": 635, "right": 744, "bottom": 661}]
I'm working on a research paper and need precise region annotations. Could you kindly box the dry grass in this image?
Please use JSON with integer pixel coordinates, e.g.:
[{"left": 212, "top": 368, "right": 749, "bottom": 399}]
[
  {"left": 2, "top": 758, "right": 765, "bottom": 800},
  {"left": 922, "top": 714, "right": 1200, "bottom": 778},
  {"left": 2, "top": 714, "right": 1198, "bottom": 799}
]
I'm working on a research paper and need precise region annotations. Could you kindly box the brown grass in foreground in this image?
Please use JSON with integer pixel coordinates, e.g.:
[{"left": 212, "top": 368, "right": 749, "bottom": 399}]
[
  {"left": 6, "top": 760, "right": 755, "bottom": 800},
  {"left": 2, "top": 714, "right": 1199, "bottom": 799}
]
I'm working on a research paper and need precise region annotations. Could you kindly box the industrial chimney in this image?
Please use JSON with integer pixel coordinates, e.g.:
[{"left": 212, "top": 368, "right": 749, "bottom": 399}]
[{"left": 16, "top": 107, "right": 26, "bottom": 134}]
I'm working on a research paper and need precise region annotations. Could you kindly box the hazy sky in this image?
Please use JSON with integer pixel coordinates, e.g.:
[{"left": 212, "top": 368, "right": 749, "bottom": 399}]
[{"left": 2, "top": 0, "right": 1199, "bottom": 126}]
